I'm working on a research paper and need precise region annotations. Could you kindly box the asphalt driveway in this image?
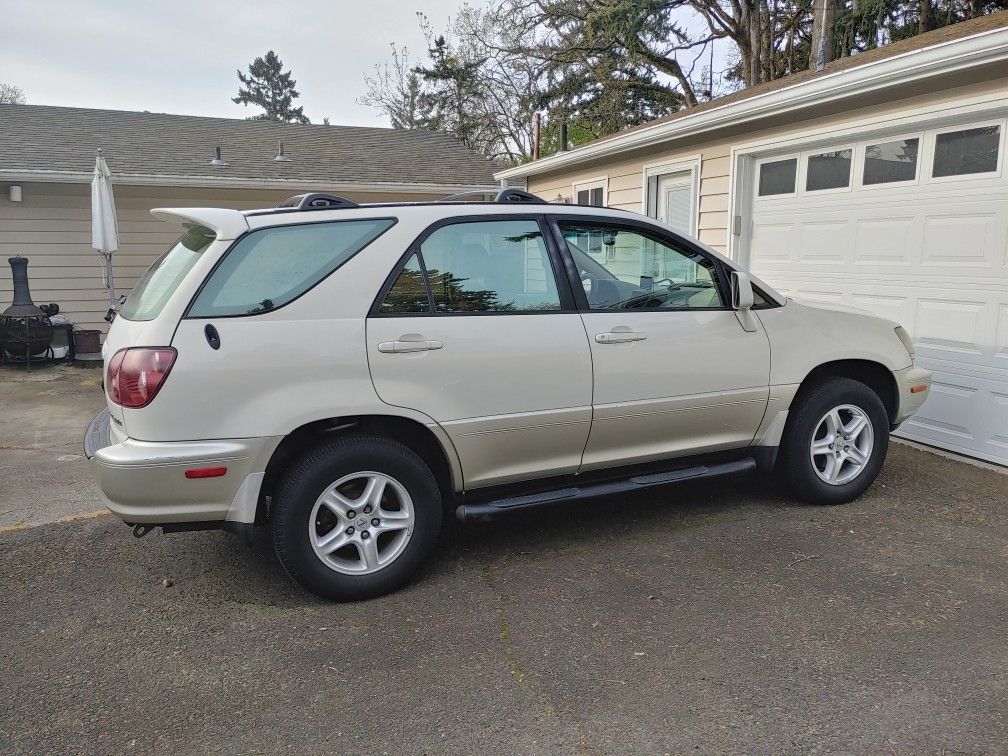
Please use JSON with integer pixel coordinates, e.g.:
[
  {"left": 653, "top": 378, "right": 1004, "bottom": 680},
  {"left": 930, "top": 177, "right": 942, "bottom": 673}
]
[{"left": 1, "top": 366, "right": 1006, "bottom": 754}]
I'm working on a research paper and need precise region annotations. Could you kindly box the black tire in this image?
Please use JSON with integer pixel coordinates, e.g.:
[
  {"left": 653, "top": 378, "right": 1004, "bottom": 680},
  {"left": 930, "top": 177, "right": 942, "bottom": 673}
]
[
  {"left": 271, "top": 434, "right": 443, "bottom": 601},
  {"left": 778, "top": 377, "right": 889, "bottom": 505}
]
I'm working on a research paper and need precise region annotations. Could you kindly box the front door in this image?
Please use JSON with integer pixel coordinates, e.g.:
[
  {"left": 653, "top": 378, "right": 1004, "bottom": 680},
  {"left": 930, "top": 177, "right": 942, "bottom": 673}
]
[
  {"left": 367, "top": 216, "right": 593, "bottom": 489},
  {"left": 555, "top": 217, "right": 771, "bottom": 471}
]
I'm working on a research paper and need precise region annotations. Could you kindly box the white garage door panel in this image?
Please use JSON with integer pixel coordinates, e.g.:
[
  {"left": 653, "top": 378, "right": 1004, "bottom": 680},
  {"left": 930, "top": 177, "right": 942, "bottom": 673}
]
[
  {"left": 748, "top": 117, "right": 1008, "bottom": 466},
  {"left": 903, "top": 370, "right": 1008, "bottom": 460}
]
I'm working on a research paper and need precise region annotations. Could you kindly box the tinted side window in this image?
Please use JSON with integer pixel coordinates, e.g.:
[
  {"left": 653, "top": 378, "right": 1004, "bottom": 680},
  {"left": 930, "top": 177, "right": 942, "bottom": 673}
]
[
  {"left": 421, "top": 220, "right": 562, "bottom": 313},
  {"left": 559, "top": 221, "right": 724, "bottom": 310},
  {"left": 379, "top": 253, "right": 430, "bottom": 314},
  {"left": 189, "top": 218, "right": 395, "bottom": 317}
]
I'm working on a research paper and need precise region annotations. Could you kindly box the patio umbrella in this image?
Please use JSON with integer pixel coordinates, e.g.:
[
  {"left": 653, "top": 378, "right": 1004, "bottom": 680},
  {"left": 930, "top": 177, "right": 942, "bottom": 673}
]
[{"left": 91, "top": 148, "right": 119, "bottom": 309}]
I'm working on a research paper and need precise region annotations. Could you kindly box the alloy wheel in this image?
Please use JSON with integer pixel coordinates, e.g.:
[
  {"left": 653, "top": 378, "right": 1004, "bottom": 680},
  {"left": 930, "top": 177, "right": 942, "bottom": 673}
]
[
  {"left": 809, "top": 404, "right": 874, "bottom": 486},
  {"left": 308, "top": 471, "right": 415, "bottom": 575}
]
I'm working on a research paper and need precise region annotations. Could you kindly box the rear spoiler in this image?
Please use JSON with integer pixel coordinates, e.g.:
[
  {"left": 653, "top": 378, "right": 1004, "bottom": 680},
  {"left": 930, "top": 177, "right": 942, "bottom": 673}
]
[{"left": 150, "top": 208, "right": 249, "bottom": 241}]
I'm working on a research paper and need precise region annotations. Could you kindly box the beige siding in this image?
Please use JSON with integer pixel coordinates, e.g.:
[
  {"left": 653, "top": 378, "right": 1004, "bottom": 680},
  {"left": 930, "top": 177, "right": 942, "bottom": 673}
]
[
  {"left": 527, "top": 73, "right": 1008, "bottom": 257},
  {"left": 0, "top": 183, "right": 433, "bottom": 333}
]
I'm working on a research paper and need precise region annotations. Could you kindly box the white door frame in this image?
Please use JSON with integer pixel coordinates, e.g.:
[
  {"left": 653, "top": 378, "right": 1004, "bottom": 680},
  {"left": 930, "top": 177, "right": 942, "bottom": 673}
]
[
  {"left": 728, "top": 92, "right": 1008, "bottom": 267},
  {"left": 640, "top": 156, "right": 700, "bottom": 236}
]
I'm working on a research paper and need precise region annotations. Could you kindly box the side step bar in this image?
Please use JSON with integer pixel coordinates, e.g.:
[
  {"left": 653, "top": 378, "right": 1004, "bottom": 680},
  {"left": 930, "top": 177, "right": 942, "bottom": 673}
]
[{"left": 455, "top": 457, "right": 757, "bottom": 521}]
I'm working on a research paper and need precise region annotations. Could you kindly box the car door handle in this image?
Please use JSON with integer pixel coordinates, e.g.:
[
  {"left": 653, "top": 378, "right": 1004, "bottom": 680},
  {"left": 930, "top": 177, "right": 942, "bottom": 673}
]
[
  {"left": 377, "top": 339, "right": 443, "bottom": 353},
  {"left": 595, "top": 330, "right": 647, "bottom": 344}
]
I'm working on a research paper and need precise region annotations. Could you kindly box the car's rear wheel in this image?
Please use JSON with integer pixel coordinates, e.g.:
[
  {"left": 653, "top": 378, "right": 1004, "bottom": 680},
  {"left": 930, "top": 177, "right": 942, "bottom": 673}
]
[
  {"left": 271, "top": 435, "right": 442, "bottom": 600},
  {"left": 778, "top": 377, "right": 889, "bottom": 505}
]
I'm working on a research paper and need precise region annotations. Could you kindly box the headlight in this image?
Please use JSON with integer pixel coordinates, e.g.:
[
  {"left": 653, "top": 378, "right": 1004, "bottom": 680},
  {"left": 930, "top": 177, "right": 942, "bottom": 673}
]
[{"left": 895, "top": 326, "right": 915, "bottom": 362}]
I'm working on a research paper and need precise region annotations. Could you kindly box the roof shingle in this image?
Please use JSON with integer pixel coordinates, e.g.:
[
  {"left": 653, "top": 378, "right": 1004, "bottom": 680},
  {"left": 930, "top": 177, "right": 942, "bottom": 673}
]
[{"left": 0, "top": 104, "right": 498, "bottom": 186}]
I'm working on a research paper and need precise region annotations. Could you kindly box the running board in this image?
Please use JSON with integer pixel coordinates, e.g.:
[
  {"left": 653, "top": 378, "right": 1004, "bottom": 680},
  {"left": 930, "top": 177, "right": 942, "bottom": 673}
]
[{"left": 455, "top": 457, "right": 757, "bottom": 521}]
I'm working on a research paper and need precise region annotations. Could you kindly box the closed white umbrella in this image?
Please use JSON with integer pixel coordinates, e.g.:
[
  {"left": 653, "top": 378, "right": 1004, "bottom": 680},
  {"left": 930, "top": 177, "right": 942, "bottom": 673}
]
[{"left": 91, "top": 148, "right": 119, "bottom": 310}]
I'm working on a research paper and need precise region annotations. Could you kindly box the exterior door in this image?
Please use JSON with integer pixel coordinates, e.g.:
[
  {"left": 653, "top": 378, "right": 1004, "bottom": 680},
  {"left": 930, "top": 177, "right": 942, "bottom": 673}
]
[
  {"left": 555, "top": 217, "right": 771, "bottom": 471},
  {"left": 367, "top": 216, "right": 593, "bottom": 489}
]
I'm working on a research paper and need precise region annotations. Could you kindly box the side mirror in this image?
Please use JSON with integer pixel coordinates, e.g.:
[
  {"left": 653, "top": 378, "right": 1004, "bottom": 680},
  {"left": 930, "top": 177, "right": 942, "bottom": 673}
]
[{"left": 731, "top": 271, "right": 754, "bottom": 311}]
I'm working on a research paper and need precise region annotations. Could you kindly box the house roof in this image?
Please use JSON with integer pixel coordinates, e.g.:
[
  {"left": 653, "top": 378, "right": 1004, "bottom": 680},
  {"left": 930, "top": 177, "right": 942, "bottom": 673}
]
[
  {"left": 0, "top": 105, "right": 499, "bottom": 191},
  {"left": 497, "top": 10, "right": 1008, "bottom": 181}
]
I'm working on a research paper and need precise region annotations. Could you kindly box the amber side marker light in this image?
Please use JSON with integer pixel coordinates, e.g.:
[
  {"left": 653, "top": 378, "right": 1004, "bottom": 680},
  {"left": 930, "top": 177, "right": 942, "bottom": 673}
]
[
  {"left": 185, "top": 467, "right": 228, "bottom": 479},
  {"left": 910, "top": 384, "right": 929, "bottom": 394}
]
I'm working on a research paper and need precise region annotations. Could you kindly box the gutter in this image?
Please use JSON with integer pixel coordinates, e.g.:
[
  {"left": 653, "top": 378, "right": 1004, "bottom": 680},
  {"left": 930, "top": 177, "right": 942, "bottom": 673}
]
[
  {"left": 495, "top": 24, "right": 1008, "bottom": 181},
  {"left": 0, "top": 169, "right": 498, "bottom": 195}
]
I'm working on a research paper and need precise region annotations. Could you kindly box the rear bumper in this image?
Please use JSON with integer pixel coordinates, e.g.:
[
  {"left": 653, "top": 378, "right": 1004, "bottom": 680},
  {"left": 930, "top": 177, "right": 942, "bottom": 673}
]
[
  {"left": 892, "top": 364, "right": 932, "bottom": 426},
  {"left": 84, "top": 410, "right": 278, "bottom": 524}
]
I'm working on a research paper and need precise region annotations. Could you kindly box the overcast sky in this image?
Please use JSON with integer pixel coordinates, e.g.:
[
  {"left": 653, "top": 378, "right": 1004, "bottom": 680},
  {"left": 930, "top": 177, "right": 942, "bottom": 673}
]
[{"left": 0, "top": 0, "right": 474, "bottom": 127}]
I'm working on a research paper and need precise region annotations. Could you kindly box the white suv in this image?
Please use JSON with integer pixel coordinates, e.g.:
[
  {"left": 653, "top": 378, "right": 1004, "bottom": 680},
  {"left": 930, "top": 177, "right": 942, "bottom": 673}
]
[{"left": 85, "top": 190, "right": 931, "bottom": 600}]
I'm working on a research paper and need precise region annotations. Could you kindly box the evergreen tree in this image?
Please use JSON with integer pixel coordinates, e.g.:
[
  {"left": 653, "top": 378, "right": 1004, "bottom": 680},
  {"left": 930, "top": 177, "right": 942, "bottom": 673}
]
[
  {"left": 412, "top": 32, "right": 488, "bottom": 152},
  {"left": 233, "top": 51, "right": 309, "bottom": 123}
]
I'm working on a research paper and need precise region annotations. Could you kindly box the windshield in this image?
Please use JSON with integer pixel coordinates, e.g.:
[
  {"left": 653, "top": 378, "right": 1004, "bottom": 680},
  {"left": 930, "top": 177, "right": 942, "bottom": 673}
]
[{"left": 118, "top": 224, "right": 215, "bottom": 321}]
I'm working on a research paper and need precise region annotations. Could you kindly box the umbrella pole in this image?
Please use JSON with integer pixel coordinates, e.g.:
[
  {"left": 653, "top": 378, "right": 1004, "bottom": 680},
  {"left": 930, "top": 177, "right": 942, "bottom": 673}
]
[{"left": 104, "top": 253, "right": 117, "bottom": 308}]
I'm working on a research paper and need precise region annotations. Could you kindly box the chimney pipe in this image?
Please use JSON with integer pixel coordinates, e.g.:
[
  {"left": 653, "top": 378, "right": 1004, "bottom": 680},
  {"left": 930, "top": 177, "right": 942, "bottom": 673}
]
[
  {"left": 559, "top": 122, "right": 568, "bottom": 152},
  {"left": 210, "top": 146, "right": 229, "bottom": 167}
]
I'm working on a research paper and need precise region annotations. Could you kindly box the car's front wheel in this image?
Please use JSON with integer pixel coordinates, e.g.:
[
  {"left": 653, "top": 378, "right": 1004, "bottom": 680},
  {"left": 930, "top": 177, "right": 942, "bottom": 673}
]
[
  {"left": 271, "top": 435, "right": 443, "bottom": 600},
  {"left": 778, "top": 377, "right": 889, "bottom": 505}
]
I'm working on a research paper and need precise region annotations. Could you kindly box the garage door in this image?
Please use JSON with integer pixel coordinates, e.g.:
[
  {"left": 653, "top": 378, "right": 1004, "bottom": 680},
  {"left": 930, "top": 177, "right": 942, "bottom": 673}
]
[{"left": 747, "top": 116, "right": 1008, "bottom": 466}]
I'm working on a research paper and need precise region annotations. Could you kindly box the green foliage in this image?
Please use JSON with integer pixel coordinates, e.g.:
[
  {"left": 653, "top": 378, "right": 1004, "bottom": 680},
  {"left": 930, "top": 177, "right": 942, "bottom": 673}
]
[
  {"left": 526, "top": 0, "right": 694, "bottom": 136},
  {"left": 362, "top": 0, "right": 1007, "bottom": 162},
  {"left": 233, "top": 51, "right": 309, "bottom": 124},
  {"left": 412, "top": 30, "right": 488, "bottom": 152}
]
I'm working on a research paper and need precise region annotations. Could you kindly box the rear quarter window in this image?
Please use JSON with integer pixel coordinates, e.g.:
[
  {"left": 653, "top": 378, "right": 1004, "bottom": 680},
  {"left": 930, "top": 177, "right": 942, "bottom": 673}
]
[{"left": 187, "top": 218, "right": 395, "bottom": 318}]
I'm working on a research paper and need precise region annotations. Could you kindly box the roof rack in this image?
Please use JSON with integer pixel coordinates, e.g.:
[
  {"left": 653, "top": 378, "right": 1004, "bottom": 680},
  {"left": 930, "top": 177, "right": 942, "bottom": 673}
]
[
  {"left": 438, "top": 188, "right": 547, "bottom": 205},
  {"left": 494, "top": 188, "right": 546, "bottom": 204},
  {"left": 278, "top": 193, "right": 360, "bottom": 211}
]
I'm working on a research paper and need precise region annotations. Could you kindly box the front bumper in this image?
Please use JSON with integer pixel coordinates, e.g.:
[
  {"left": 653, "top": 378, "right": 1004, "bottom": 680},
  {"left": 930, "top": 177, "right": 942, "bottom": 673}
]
[
  {"left": 892, "top": 364, "right": 932, "bottom": 426},
  {"left": 84, "top": 409, "right": 278, "bottom": 525}
]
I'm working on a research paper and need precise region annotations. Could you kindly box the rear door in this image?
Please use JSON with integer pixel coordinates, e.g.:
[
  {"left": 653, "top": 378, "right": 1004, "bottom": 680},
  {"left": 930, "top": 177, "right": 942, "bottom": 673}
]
[
  {"left": 367, "top": 215, "right": 593, "bottom": 489},
  {"left": 553, "top": 216, "right": 771, "bottom": 471}
]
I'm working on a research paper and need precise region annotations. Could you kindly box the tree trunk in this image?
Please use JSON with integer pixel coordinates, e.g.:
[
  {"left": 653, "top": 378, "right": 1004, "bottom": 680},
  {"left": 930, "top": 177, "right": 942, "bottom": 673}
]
[
  {"left": 762, "top": 0, "right": 773, "bottom": 82},
  {"left": 736, "top": 3, "right": 754, "bottom": 87},
  {"left": 748, "top": 0, "right": 763, "bottom": 85},
  {"left": 809, "top": 0, "right": 837, "bottom": 71},
  {"left": 918, "top": 0, "right": 934, "bottom": 34}
]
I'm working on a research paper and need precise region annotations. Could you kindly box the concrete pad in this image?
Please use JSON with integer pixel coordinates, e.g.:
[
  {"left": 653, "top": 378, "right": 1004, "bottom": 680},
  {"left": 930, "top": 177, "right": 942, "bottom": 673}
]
[{"left": 0, "top": 364, "right": 106, "bottom": 530}]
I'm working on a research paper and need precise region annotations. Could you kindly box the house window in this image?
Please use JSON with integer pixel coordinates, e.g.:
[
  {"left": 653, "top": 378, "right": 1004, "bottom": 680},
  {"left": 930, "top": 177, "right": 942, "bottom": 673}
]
[
  {"left": 806, "top": 149, "right": 852, "bottom": 191},
  {"left": 574, "top": 182, "right": 605, "bottom": 206},
  {"left": 757, "top": 158, "right": 797, "bottom": 196},
  {"left": 932, "top": 125, "right": 1001, "bottom": 177},
  {"left": 863, "top": 138, "right": 919, "bottom": 185}
]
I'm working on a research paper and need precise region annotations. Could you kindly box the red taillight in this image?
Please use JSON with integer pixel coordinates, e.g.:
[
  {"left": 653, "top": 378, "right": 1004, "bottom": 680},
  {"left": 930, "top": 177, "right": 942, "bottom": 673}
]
[{"left": 106, "top": 347, "right": 176, "bottom": 408}]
